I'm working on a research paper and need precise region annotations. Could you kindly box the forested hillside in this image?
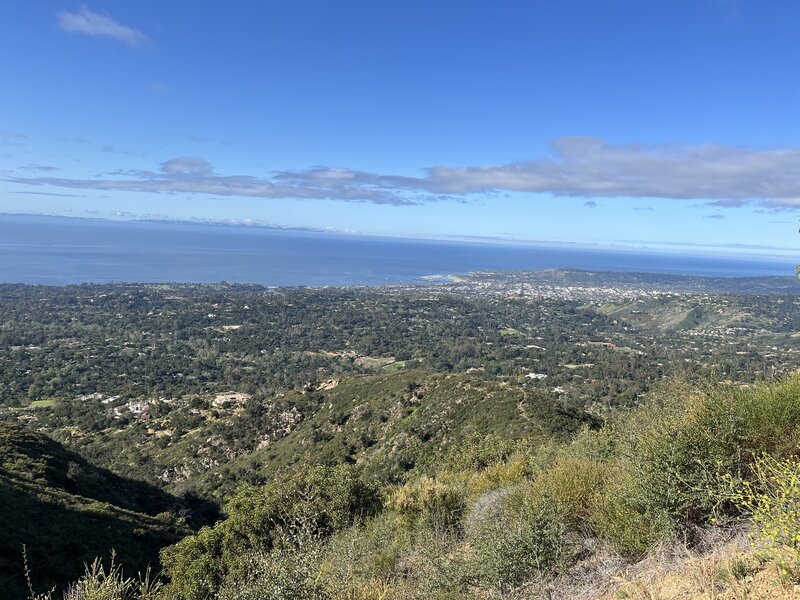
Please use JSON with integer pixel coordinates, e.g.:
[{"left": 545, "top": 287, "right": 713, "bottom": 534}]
[{"left": 3, "top": 279, "right": 800, "bottom": 598}]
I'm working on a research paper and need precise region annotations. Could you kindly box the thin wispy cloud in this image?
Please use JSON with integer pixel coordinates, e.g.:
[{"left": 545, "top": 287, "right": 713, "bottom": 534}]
[
  {"left": 102, "top": 144, "right": 141, "bottom": 156},
  {"left": 8, "top": 157, "right": 418, "bottom": 205},
  {"left": 161, "top": 157, "right": 214, "bottom": 177},
  {"left": 0, "top": 129, "right": 28, "bottom": 147},
  {"left": 171, "top": 132, "right": 233, "bottom": 146},
  {"left": 57, "top": 136, "right": 92, "bottom": 145},
  {"left": 18, "top": 164, "right": 60, "bottom": 172},
  {"left": 15, "top": 191, "right": 87, "bottom": 198},
  {"left": 11, "top": 137, "right": 800, "bottom": 208},
  {"left": 57, "top": 6, "right": 149, "bottom": 46}
]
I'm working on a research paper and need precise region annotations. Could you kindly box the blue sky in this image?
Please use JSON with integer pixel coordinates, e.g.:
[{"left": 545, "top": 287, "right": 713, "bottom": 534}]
[{"left": 2, "top": 0, "right": 800, "bottom": 257}]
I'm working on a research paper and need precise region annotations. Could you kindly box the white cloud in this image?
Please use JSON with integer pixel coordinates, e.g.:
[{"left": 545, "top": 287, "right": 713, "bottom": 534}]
[
  {"left": 8, "top": 157, "right": 417, "bottom": 205},
  {"left": 57, "top": 6, "right": 148, "bottom": 46},
  {"left": 408, "top": 138, "right": 800, "bottom": 206},
  {"left": 265, "top": 138, "right": 800, "bottom": 208},
  {"left": 161, "top": 157, "right": 214, "bottom": 177},
  {"left": 12, "top": 137, "right": 800, "bottom": 208}
]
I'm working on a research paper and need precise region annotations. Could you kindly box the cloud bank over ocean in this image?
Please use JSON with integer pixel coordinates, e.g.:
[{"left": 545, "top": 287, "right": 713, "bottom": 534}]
[{"left": 11, "top": 138, "right": 800, "bottom": 209}]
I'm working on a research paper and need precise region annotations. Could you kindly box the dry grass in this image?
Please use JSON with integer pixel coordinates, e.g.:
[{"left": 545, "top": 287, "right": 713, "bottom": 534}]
[{"left": 594, "top": 529, "right": 800, "bottom": 600}]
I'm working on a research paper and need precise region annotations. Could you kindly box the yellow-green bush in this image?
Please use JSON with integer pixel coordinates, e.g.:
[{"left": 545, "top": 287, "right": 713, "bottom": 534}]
[
  {"left": 528, "top": 455, "right": 609, "bottom": 528},
  {"left": 387, "top": 476, "right": 465, "bottom": 532},
  {"left": 606, "top": 380, "right": 792, "bottom": 531},
  {"left": 465, "top": 453, "right": 531, "bottom": 497},
  {"left": 444, "top": 434, "right": 539, "bottom": 472},
  {"left": 737, "top": 377, "right": 800, "bottom": 458},
  {"left": 217, "top": 546, "right": 326, "bottom": 600},
  {"left": 729, "top": 451, "right": 800, "bottom": 578},
  {"left": 315, "top": 512, "right": 412, "bottom": 595}
]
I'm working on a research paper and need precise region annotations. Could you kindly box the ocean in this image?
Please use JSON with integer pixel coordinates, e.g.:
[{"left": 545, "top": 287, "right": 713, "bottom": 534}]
[{"left": 0, "top": 214, "right": 794, "bottom": 286}]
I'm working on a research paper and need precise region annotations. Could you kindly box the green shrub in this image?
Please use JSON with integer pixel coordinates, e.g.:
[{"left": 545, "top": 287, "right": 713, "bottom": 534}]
[
  {"left": 401, "top": 528, "right": 472, "bottom": 599},
  {"left": 217, "top": 545, "right": 326, "bottom": 600},
  {"left": 160, "top": 464, "right": 381, "bottom": 600},
  {"left": 157, "top": 526, "right": 223, "bottom": 600},
  {"left": 737, "top": 377, "right": 800, "bottom": 459},
  {"left": 590, "top": 468, "right": 673, "bottom": 557},
  {"left": 468, "top": 494, "right": 569, "bottom": 592},
  {"left": 314, "top": 512, "right": 415, "bottom": 597},
  {"left": 613, "top": 393, "right": 734, "bottom": 528},
  {"left": 446, "top": 434, "right": 538, "bottom": 472},
  {"left": 465, "top": 453, "right": 532, "bottom": 497}
]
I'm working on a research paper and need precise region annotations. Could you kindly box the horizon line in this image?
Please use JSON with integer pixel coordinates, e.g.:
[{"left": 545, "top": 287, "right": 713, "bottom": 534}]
[{"left": 1, "top": 210, "right": 798, "bottom": 262}]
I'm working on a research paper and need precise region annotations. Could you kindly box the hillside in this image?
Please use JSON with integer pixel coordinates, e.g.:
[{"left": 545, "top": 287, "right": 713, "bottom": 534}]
[
  {"left": 149, "top": 375, "right": 800, "bottom": 599},
  {"left": 3, "top": 283, "right": 800, "bottom": 597},
  {"left": 40, "top": 370, "right": 593, "bottom": 500},
  {"left": 0, "top": 424, "right": 195, "bottom": 599},
  {"left": 14, "top": 372, "right": 800, "bottom": 598},
  {"left": 193, "top": 369, "right": 595, "bottom": 496}
]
